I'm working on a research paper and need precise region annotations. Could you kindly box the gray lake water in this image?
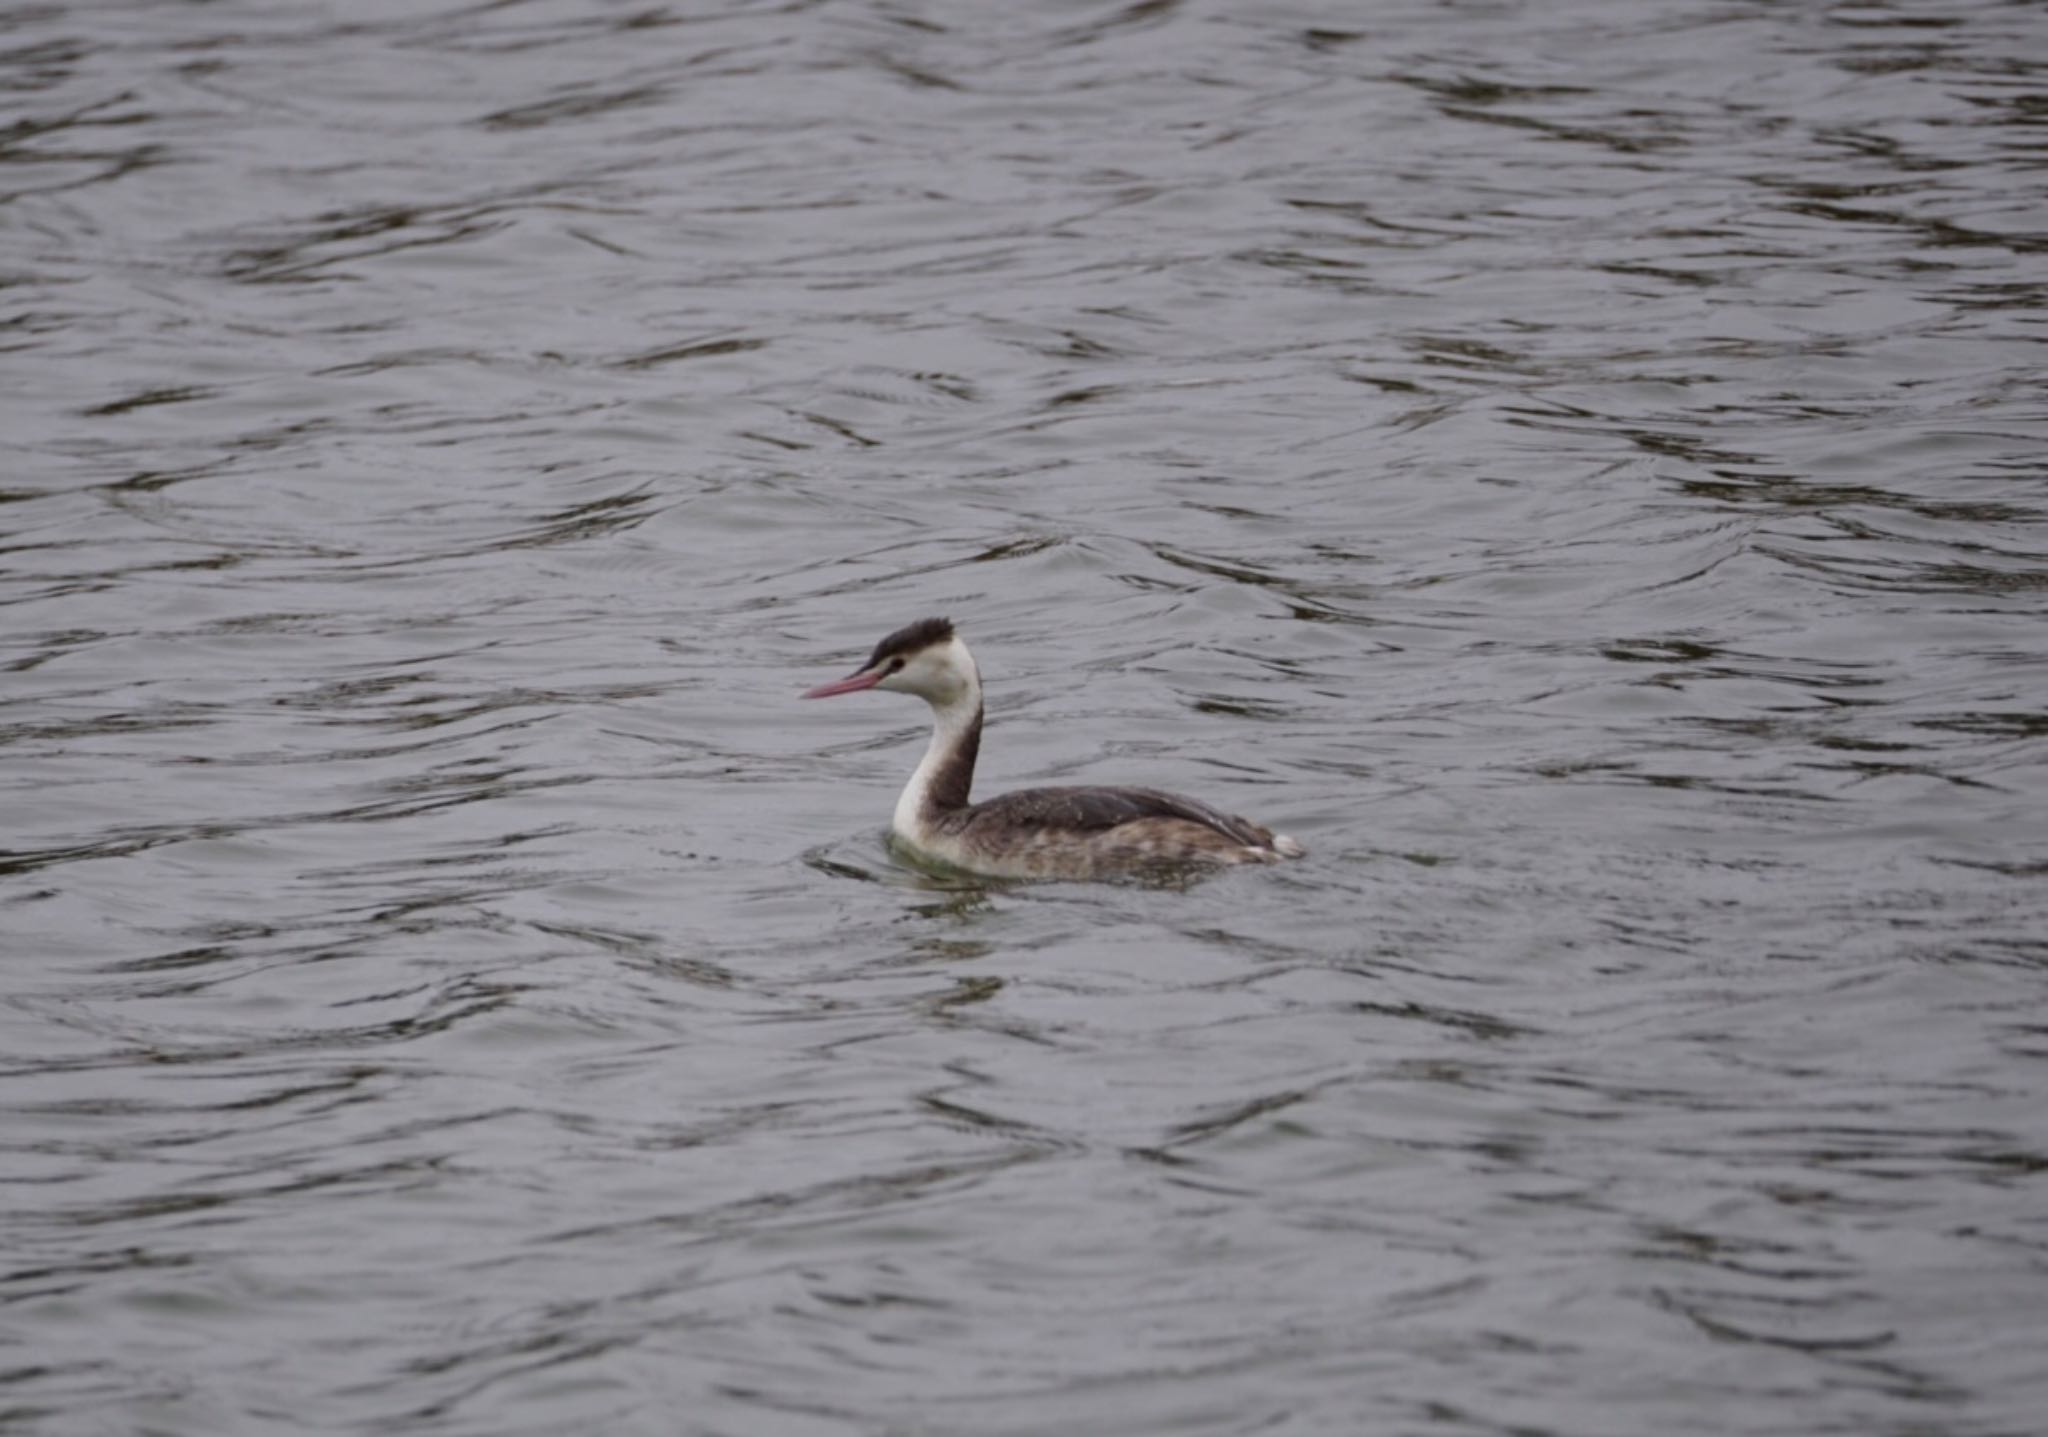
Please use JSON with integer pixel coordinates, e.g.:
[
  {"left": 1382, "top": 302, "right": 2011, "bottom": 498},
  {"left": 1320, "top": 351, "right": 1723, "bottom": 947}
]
[{"left": 5, "top": 1, "right": 2047, "bottom": 1433}]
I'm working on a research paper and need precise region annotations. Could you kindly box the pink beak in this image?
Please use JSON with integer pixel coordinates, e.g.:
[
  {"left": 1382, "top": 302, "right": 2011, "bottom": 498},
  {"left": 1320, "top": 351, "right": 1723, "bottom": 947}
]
[{"left": 802, "top": 668, "right": 884, "bottom": 700}]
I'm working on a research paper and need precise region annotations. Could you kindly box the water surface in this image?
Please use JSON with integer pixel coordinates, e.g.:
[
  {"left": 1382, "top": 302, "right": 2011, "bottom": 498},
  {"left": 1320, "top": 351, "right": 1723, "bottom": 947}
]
[{"left": 4, "top": 1, "right": 2046, "bottom": 1433}]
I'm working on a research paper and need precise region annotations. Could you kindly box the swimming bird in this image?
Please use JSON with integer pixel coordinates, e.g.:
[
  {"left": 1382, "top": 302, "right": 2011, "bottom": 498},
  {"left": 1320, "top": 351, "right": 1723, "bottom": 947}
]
[{"left": 803, "top": 618, "right": 1305, "bottom": 880}]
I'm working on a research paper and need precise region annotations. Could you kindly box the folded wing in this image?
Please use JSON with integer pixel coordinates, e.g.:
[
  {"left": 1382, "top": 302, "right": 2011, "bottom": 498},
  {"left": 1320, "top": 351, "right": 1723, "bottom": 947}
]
[{"left": 958, "top": 785, "right": 1277, "bottom": 850}]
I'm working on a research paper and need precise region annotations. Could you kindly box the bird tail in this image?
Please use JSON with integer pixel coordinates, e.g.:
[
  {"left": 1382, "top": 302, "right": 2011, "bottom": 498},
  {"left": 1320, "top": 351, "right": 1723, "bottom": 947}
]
[{"left": 1270, "top": 833, "right": 1306, "bottom": 859}]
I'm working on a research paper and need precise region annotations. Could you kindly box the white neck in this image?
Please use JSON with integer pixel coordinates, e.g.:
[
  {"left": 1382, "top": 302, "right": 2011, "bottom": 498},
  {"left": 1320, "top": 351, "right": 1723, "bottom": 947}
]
[{"left": 893, "top": 669, "right": 983, "bottom": 843}]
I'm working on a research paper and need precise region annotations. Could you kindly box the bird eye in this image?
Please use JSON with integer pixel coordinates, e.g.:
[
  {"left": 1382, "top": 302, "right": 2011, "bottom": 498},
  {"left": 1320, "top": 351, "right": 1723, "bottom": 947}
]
[{"left": 888, "top": 657, "right": 906, "bottom": 673}]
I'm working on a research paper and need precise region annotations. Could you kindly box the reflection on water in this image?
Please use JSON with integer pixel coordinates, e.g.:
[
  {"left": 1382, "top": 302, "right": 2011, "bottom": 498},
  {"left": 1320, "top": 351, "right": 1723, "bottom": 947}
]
[{"left": 4, "top": 0, "right": 2046, "bottom": 1432}]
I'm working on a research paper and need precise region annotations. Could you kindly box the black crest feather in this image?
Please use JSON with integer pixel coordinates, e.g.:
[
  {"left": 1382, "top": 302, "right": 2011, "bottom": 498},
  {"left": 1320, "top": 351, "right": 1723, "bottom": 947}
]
[{"left": 866, "top": 616, "right": 955, "bottom": 669}]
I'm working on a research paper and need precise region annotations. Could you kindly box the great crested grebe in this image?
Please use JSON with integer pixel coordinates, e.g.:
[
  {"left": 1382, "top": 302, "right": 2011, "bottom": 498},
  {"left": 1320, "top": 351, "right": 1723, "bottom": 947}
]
[{"left": 803, "top": 618, "right": 1305, "bottom": 880}]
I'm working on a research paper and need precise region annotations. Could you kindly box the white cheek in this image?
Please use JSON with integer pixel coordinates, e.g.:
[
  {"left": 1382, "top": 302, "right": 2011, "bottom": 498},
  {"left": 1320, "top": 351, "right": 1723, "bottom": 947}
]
[{"left": 878, "top": 662, "right": 927, "bottom": 695}]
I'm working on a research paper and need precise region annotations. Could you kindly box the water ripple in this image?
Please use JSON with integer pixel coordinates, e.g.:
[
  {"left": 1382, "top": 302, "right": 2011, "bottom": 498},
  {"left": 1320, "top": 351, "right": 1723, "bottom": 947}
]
[{"left": 2, "top": 0, "right": 2046, "bottom": 1433}]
